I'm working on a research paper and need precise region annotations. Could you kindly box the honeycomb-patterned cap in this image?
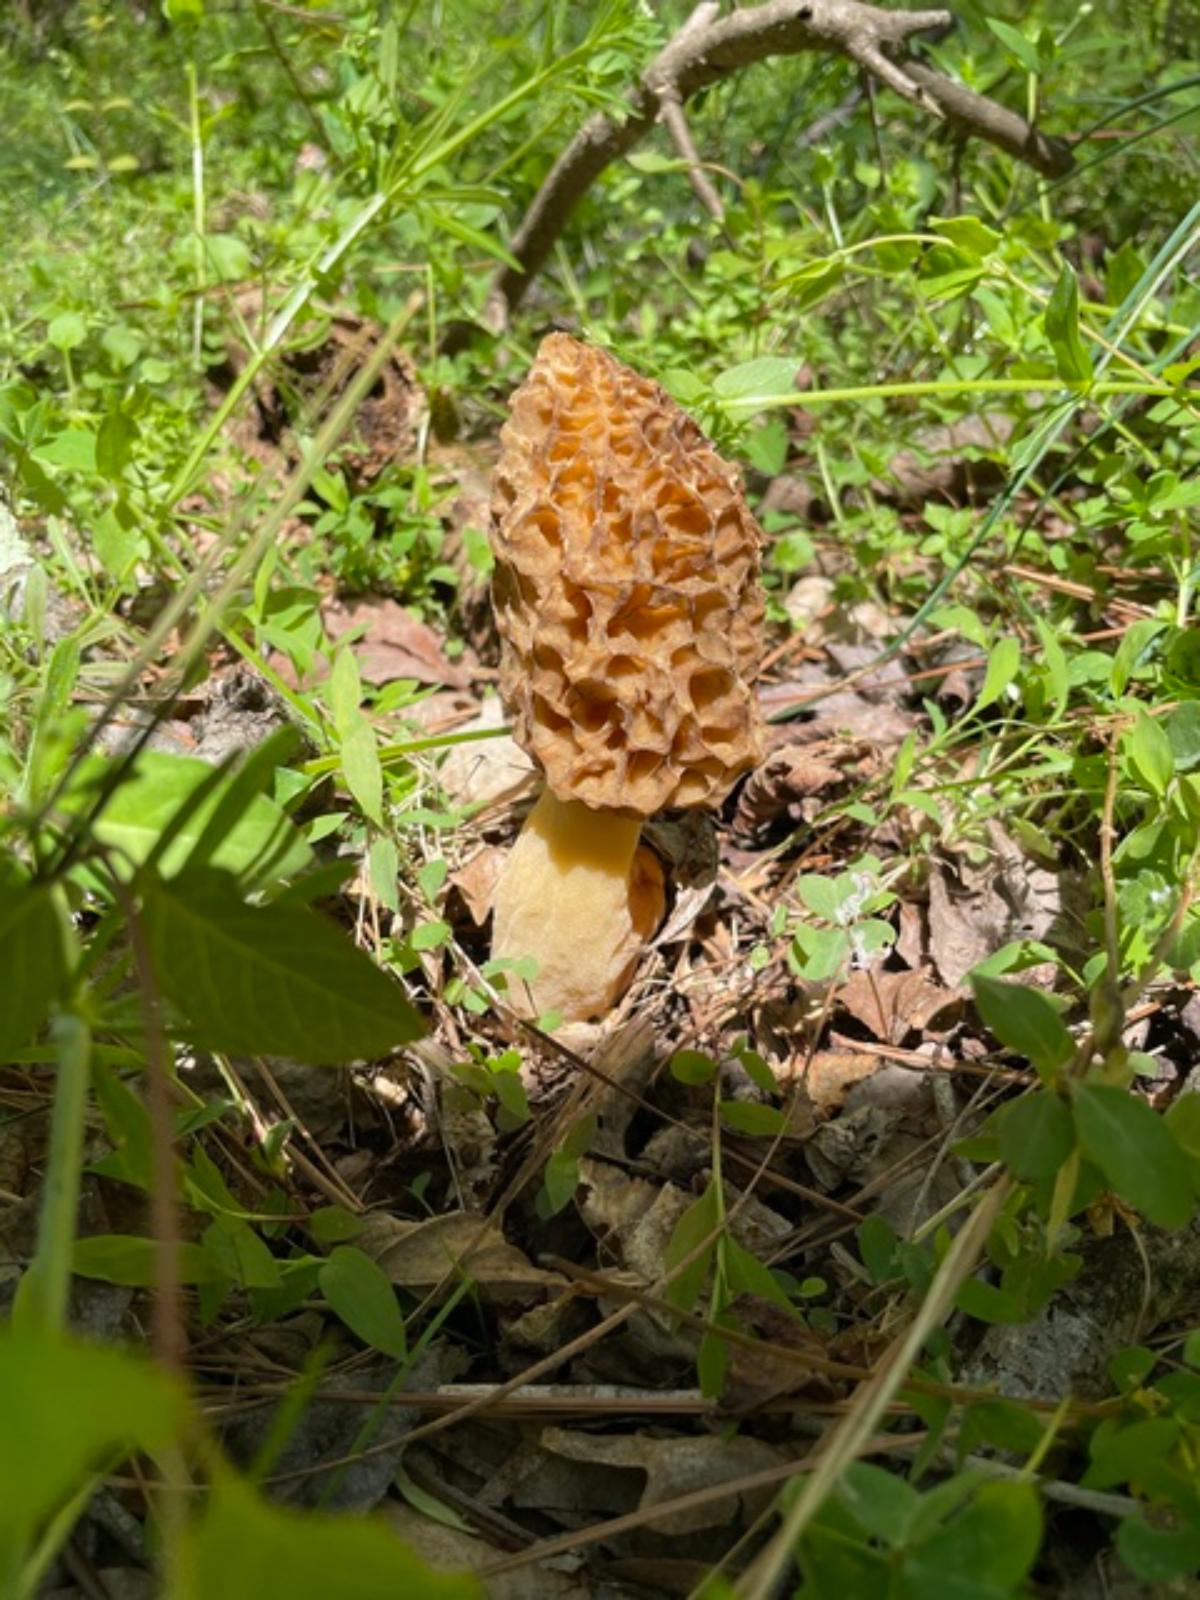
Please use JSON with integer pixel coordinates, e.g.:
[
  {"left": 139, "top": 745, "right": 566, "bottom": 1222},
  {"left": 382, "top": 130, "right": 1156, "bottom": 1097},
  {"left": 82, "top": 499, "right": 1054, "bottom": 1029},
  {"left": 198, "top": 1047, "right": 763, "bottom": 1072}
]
[{"left": 490, "top": 333, "right": 765, "bottom": 817}]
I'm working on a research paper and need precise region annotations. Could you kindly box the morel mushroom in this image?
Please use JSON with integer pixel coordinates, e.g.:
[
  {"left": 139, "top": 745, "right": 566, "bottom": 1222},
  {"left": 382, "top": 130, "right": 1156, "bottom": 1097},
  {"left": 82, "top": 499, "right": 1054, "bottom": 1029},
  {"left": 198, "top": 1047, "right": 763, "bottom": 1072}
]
[{"left": 488, "top": 334, "right": 765, "bottom": 1021}]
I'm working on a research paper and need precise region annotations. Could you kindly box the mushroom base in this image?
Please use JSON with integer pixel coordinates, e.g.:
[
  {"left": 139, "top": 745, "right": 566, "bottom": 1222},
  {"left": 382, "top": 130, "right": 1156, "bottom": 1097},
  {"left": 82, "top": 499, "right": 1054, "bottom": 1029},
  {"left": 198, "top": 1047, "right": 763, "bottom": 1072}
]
[{"left": 490, "top": 790, "right": 665, "bottom": 1022}]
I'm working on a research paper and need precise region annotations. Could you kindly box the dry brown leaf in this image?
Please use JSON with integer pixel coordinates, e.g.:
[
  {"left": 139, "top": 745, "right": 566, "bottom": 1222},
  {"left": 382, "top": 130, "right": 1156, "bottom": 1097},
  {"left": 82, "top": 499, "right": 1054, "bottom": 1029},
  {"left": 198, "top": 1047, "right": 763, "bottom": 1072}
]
[
  {"left": 537, "top": 1428, "right": 784, "bottom": 1536},
  {"left": 605, "top": 1558, "right": 718, "bottom": 1597},
  {"left": 790, "top": 1051, "right": 881, "bottom": 1115},
  {"left": 448, "top": 846, "right": 507, "bottom": 927},
  {"left": 835, "top": 967, "right": 960, "bottom": 1044},
  {"left": 438, "top": 698, "right": 535, "bottom": 810},
  {"left": 578, "top": 1162, "right": 690, "bottom": 1284},
  {"left": 927, "top": 823, "right": 1069, "bottom": 988},
  {"left": 723, "top": 1301, "right": 841, "bottom": 1412},
  {"left": 733, "top": 742, "right": 860, "bottom": 836},
  {"left": 644, "top": 810, "right": 719, "bottom": 947},
  {"left": 323, "top": 596, "right": 473, "bottom": 687},
  {"left": 382, "top": 1506, "right": 587, "bottom": 1599},
  {"left": 357, "top": 1211, "right": 562, "bottom": 1300}
]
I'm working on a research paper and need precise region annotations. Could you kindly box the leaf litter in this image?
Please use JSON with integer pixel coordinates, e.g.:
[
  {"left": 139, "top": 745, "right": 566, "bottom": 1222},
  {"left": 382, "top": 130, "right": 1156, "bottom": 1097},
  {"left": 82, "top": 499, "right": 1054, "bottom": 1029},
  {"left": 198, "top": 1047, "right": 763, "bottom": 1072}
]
[{"left": 10, "top": 310, "right": 1200, "bottom": 1599}]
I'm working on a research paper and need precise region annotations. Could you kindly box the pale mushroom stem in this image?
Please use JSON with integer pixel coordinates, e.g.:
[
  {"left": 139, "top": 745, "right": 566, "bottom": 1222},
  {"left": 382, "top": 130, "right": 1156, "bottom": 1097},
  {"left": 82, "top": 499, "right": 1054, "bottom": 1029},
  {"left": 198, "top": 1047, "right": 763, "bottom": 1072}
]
[{"left": 490, "top": 788, "right": 664, "bottom": 1022}]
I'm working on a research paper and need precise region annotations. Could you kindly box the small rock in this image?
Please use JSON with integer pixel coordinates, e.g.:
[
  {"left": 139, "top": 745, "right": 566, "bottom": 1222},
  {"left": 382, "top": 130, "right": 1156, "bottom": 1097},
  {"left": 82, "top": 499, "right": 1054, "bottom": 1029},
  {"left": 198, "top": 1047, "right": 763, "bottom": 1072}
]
[{"left": 784, "top": 573, "right": 834, "bottom": 632}]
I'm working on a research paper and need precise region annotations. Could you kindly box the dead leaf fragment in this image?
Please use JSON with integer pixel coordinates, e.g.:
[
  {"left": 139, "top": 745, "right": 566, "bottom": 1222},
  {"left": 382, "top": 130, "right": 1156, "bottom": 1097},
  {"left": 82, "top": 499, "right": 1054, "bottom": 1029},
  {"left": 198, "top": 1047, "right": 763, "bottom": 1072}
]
[
  {"left": 734, "top": 742, "right": 861, "bottom": 836},
  {"left": 438, "top": 699, "right": 535, "bottom": 810},
  {"left": 927, "top": 823, "right": 1070, "bottom": 988},
  {"left": 382, "top": 1506, "right": 587, "bottom": 1599},
  {"left": 322, "top": 595, "right": 472, "bottom": 688},
  {"left": 538, "top": 1427, "right": 784, "bottom": 1536},
  {"left": 792, "top": 1051, "right": 881, "bottom": 1115},
  {"left": 448, "top": 845, "right": 506, "bottom": 927},
  {"left": 357, "top": 1211, "right": 562, "bottom": 1301},
  {"left": 835, "top": 967, "right": 960, "bottom": 1044}
]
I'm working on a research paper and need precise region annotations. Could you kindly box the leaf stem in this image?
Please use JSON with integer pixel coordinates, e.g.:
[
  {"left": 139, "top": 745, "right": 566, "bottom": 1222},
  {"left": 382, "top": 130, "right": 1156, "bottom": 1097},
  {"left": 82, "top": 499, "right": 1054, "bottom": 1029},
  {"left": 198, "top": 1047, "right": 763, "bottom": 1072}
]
[{"left": 722, "top": 377, "right": 1177, "bottom": 414}]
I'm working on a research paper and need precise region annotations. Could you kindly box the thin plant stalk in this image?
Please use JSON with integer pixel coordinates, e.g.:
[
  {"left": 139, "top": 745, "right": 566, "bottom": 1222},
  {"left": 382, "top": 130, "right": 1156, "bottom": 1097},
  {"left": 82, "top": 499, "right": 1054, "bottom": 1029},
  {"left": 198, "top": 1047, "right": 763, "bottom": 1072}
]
[
  {"left": 187, "top": 57, "right": 206, "bottom": 372},
  {"left": 14, "top": 1010, "right": 91, "bottom": 1335}
]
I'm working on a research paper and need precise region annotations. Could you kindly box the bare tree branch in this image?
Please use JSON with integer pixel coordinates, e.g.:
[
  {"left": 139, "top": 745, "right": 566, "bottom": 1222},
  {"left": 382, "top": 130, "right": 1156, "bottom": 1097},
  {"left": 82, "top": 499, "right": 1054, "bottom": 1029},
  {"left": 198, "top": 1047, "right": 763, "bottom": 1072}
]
[
  {"left": 658, "top": 90, "right": 727, "bottom": 220},
  {"left": 487, "top": 0, "right": 1073, "bottom": 324},
  {"left": 651, "top": 0, "right": 727, "bottom": 219}
]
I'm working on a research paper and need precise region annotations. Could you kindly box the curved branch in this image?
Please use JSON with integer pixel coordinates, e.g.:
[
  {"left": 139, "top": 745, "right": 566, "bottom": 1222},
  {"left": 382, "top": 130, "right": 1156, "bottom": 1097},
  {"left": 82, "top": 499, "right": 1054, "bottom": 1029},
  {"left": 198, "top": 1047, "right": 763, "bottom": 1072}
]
[{"left": 487, "top": 0, "right": 1072, "bottom": 324}]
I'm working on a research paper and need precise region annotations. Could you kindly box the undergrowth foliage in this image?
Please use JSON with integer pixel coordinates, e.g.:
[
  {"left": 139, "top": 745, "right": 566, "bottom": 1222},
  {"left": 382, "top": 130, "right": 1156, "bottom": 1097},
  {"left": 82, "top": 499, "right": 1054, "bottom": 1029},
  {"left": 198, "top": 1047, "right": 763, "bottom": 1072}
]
[{"left": 1, "top": 0, "right": 1200, "bottom": 1595}]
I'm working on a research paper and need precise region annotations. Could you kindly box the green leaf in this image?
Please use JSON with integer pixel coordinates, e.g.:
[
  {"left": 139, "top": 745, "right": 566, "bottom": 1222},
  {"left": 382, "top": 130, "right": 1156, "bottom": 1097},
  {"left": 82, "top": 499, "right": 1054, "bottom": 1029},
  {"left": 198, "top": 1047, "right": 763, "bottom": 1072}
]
[
  {"left": 97, "top": 409, "right": 137, "bottom": 480},
  {"left": 417, "top": 858, "right": 448, "bottom": 901},
  {"left": 1165, "top": 1091, "right": 1200, "bottom": 1161},
  {"left": 61, "top": 751, "right": 312, "bottom": 887},
  {"left": 140, "top": 866, "right": 424, "bottom": 1064},
  {"left": 1129, "top": 712, "right": 1174, "bottom": 796},
  {"left": 319, "top": 1246, "right": 408, "bottom": 1358},
  {"left": 309, "top": 1206, "right": 366, "bottom": 1246},
  {"left": 908, "top": 1480, "right": 1042, "bottom": 1593},
  {"left": 722, "top": 1236, "right": 792, "bottom": 1310},
  {"left": 34, "top": 428, "right": 97, "bottom": 472},
  {"left": 736, "top": 1046, "right": 778, "bottom": 1095},
  {"left": 46, "top": 311, "right": 87, "bottom": 351},
  {"left": 74, "top": 1234, "right": 224, "bottom": 1285},
  {"left": 795, "top": 874, "right": 844, "bottom": 921},
  {"left": 664, "top": 1180, "right": 720, "bottom": 1312},
  {"left": 719, "top": 1101, "right": 785, "bottom": 1135},
  {"left": 425, "top": 207, "right": 523, "bottom": 272},
  {"left": 837, "top": 1462, "right": 920, "bottom": 1547},
  {"left": 998, "top": 1091, "right": 1075, "bottom": 1180},
  {"left": 745, "top": 415, "right": 789, "bottom": 476},
  {"left": 0, "top": 1330, "right": 185, "bottom": 1553},
  {"left": 0, "top": 869, "right": 68, "bottom": 1059},
  {"left": 985, "top": 17, "right": 1042, "bottom": 71},
  {"left": 791, "top": 924, "right": 850, "bottom": 982},
  {"left": 955, "top": 1277, "right": 1028, "bottom": 1324},
  {"left": 1117, "top": 1514, "right": 1200, "bottom": 1583},
  {"left": 328, "top": 647, "right": 362, "bottom": 734},
  {"left": 203, "top": 232, "right": 252, "bottom": 281},
  {"left": 1073, "top": 1084, "right": 1194, "bottom": 1228},
  {"left": 1110, "top": 618, "right": 1165, "bottom": 697},
  {"left": 184, "top": 1476, "right": 480, "bottom": 1599},
  {"left": 697, "top": 1325, "right": 730, "bottom": 1398},
  {"left": 971, "top": 976, "right": 1073, "bottom": 1080},
  {"left": 857, "top": 1214, "right": 898, "bottom": 1282},
  {"left": 974, "top": 636, "right": 1021, "bottom": 712},
  {"left": 670, "top": 1049, "right": 717, "bottom": 1085},
  {"left": 712, "top": 356, "right": 801, "bottom": 406},
  {"left": 1166, "top": 702, "right": 1200, "bottom": 773},
  {"left": 539, "top": 1150, "right": 580, "bottom": 1217},
  {"left": 94, "top": 507, "right": 141, "bottom": 580},
  {"left": 1044, "top": 264, "right": 1093, "bottom": 385},
  {"left": 930, "top": 216, "right": 1002, "bottom": 262},
  {"left": 368, "top": 835, "right": 400, "bottom": 912},
  {"left": 101, "top": 324, "right": 142, "bottom": 368},
  {"left": 1085, "top": 1416, "right": 1181, "bottom": 1489},
  {"left": 1108, "top": 1345, "right": 1157, "bottom": 1392},
  {"left": 959, "top": 1399, "right": 1045, "bottom": 1458},
  {"left": 770, "top": 529, "right": 815, "bottom": 573},
  {"left": 341, "top": 720, "right": 383, "bottom": 825},
  {"left": 204, "top": 1216, "right": 283, "bottom": 1291}
]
